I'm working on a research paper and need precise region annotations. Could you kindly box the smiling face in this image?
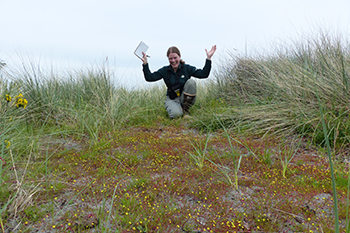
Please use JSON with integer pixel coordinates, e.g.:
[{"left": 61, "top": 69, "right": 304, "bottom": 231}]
[
  {"left": 168, "top": 53, "right": 181, "bottom": 71},
  {"left": 167, "top": 46, "right": 182, "bottom": 71}
]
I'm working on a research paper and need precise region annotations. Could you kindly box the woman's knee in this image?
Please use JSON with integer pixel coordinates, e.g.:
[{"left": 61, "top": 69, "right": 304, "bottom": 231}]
[
  {"left": 165, "top": 97, "right": 183, "bottom": 118},
  {"left": 168, "top": 107, "right": 183, "bottom": 118},
  {"left": 183, "top": 79, "right": 196, "bottom": 95}
]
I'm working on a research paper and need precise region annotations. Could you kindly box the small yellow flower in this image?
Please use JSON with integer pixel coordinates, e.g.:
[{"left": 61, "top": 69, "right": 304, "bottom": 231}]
[
  {"left": 5, "top": 94, "right": 11, "bottom": 102},
  {"left": 13, "top": 93, "right": 28, "bottom": 109}
]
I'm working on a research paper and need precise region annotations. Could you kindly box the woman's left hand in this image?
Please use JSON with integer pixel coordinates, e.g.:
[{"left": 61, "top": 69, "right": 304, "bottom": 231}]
[{"left": 205, "top": 45, "right": 217, "bottom": 60}]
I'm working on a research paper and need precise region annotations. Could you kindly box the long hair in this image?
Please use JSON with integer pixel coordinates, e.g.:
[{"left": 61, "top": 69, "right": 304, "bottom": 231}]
[{"left": 166, "top": 46, "right": 185, "bottom": 64}]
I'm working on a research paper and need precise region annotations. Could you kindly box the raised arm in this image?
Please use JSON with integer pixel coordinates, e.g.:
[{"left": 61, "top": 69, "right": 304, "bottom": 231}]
[
  {"left": 205, "top": 45, "right": 217, "bottom": 60},
  {"left": 142, "top": 58, "right": 164, "bottom": 82}
]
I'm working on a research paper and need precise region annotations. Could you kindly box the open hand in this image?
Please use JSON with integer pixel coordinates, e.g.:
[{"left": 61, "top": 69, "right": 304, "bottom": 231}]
[{"left": 205, "top": 45, "right": 217, "bottom": 60}]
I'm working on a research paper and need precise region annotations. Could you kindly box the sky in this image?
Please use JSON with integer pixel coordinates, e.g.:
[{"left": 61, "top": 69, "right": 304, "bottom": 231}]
[{"left": 1, "top": 0, "right": 350, "bottom": 89}]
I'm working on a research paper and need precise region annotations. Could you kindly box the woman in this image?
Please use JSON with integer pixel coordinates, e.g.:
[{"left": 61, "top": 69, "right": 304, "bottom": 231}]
[{"left": 142, "top": 45, "right": 216, "bottom": 118}]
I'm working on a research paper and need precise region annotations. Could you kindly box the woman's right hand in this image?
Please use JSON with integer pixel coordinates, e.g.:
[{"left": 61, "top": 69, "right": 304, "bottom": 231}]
[{"left": 141, "top": 52, "right": 148, "bottom": 65}]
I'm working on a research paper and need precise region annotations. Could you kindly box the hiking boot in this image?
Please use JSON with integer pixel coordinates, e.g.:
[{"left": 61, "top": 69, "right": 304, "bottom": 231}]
[{"left": 182, "top": 94, "right": 195, "bottom": 113}]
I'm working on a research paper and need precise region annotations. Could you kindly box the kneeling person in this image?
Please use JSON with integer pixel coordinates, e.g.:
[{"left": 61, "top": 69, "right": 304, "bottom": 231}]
[{"left": 141, "top": 45, "right": 217, "bottom": 118}]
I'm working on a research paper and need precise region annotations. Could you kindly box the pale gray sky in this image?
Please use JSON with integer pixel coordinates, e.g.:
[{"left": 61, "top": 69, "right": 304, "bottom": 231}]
[{"left": 1, "top": 0, "right": 350, "bottom": 88}]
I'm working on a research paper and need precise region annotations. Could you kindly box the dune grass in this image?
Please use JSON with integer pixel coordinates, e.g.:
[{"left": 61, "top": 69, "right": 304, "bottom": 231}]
[
  {"left": 1, "top": 30, "right": 350, "bottom": 232},
  {"left": 194, "top": 31, "right": 350, "bottom": 146}
]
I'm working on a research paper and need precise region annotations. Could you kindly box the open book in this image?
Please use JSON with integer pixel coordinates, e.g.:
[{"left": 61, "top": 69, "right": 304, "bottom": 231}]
[{"left": 134, "top": 41, "right": 149, "bottom": 60}]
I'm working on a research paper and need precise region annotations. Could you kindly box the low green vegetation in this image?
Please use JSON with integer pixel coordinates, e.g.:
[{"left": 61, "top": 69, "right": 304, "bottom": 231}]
[{"left": 1, "top": 31, "right": 350, "bottom": 232}]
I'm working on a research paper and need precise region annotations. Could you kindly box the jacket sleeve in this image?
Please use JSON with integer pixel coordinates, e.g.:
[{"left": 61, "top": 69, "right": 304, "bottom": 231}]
[
  {"left": 142, "top": 63, "right": 164, "bottom": 82},
  {"left": 189, "top": 59, "right": 212, "bottom": 79}
]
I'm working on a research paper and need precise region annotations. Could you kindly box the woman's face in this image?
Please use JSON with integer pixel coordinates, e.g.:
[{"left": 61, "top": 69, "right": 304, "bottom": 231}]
[{"left": 168, "top": 53, "right": 181, "bottom": 70}]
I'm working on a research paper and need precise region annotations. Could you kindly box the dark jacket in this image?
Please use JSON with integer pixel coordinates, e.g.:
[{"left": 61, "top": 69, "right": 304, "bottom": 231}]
[{"left": 142, "top": 59, "right": 212, "bottom": 97}]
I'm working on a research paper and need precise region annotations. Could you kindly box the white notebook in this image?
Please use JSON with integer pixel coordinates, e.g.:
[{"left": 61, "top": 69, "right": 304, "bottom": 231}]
[{"left": 134, "top": 41, "right": 149, "bottom": 60}]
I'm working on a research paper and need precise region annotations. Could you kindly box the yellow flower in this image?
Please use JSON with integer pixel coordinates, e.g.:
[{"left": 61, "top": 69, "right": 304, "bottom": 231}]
[
  {"left": 14, "top": 93, "right": 28, "bottom": 109},
  {"left": 5, "top": 140, "right": 10, "bottom": 148},
  {"left": 5, "top": 94, "right": 11, "bottom": 102}
]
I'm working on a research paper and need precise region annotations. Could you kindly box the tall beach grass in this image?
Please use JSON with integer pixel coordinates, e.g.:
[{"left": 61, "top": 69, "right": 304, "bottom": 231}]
[{"left": 193, "top": 31, "right": 350, "bottom": 148}]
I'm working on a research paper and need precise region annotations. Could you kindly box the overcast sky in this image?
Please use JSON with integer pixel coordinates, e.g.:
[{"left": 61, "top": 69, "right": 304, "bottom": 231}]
[{"left": 1, "top": 0, "right": 350, "bottom": 88}]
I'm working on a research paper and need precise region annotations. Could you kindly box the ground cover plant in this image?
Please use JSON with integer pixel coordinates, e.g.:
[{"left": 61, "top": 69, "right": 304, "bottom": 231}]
[
  {"left": 2, "top": 123, "right": 349, "bottom": 232},
  {"left": 1, "top": 30, "right": 350, "bottom": 232}
]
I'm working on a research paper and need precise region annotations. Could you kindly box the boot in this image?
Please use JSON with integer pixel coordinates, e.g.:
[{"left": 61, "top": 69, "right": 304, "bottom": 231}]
[{"left": 182, "top": 94, "right": 195, "bottom": 117}]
